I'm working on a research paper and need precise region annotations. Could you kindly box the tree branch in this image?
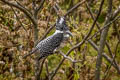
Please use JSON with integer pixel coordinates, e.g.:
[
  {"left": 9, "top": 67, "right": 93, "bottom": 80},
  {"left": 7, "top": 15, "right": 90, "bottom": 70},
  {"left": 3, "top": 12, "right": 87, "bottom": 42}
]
[
  {"left": 86, "top": 2, "right": 120, "bottom": 78},
  {"left": 15, "top": 0, "right": 32, "bottom": 15},
  {"left": 49, "top": 0, "right": 104, "bottom": 79},
  {"left": 53, "top": 4, "right": 61, "bottom": 17},
  {"left": 88, "top": 16, "right": 120, "bottom": 40},
  {"left": 1, "top": 0, "right": 37, "bottom": 26},
  {"left": 34, "top": 0, "right": 45, "bottom": 17},
  {"left": 11, "top": 6, "right": 27, "bottom": 32},
  {"left": 59, "top": 50, "right": 81, "bottom": 63},
  {"left": 35, "top": 57, "right": 46, "bottom": 80},
  {"left": 39, "top": 0, "right": 86, "bottom": 43},
  {"left": 103, "top": 41, "right": 120, "bottom": 80},
  {"left": 95, "top": 0, "right": 112, "bottom": 79},
  {"left": 112, "top": 5, "right": 120, "bottom": 19},
  {"left": 88, "top": 39, "right": 120, "bottom": 74},
  {"left": 45, "top": 61, "right": 50, "bottom": 79},
  {"left": 64, "top": 0, "right": 86, "bottom": 17}
]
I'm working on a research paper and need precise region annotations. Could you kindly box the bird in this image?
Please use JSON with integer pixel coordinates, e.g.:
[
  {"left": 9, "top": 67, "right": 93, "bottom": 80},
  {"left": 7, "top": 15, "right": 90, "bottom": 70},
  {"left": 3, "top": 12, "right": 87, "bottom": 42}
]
[{"left": 23, "top": 17, "right": 72, "bottom": 60}]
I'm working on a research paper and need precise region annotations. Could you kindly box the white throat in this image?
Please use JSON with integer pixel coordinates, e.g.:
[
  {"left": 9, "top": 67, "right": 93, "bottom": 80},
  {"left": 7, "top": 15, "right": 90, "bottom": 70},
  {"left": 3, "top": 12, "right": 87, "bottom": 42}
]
[{"left": 54, "top": 30, "right": 63, "bottom": 34}]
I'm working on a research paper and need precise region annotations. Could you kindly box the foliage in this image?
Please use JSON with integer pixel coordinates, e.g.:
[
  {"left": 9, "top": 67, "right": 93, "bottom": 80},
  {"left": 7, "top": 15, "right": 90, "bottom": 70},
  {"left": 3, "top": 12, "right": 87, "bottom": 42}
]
[{"left": 0, "top": 0, "right": 120, "bottom": 80}]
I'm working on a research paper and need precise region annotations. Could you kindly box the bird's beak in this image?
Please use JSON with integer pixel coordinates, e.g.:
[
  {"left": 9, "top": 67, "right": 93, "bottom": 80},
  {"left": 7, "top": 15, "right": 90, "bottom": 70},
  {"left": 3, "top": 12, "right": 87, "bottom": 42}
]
[{"left": 65, "top": 30, "right": 73, "bottom": 37}]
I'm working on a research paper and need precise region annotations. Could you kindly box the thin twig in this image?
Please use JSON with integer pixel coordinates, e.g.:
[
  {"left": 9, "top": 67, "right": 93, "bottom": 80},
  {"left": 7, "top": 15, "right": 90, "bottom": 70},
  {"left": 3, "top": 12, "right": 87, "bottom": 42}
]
[
  {"left": 39, "top": 58, "right": 46, "bottom": 79},
  {"left": 35, "top": 0, "right": 45, "bottom": 16},
  {"left": 40, "top": 24, "right": 55, "bottom": 41},
  {"left": 87, "top": 39, "right": 99, "bottom": 51},
  {"left": 86, "top": 2, "right": 120, "bottom": 72},
  {"left": 45, "top": 61, "right": 50, "bottom": 79},
  {"left": 32, "top": 0, "right": 36, "bottom": 10},
  {"left": 59, "top": 50, "right": 81, "bottom": 63},
  {"left": 105, "top": 41, "right": 120, "bottom": 72},
  {"left": 32, "top": 0, "right": 37, "bottom": 18},
  {"left": 35, "top": 57, "right": 46, "bottom": 80},
  {"left": 1, "top": 0, "right": 37, "bottom": 26},
  {"left": 113, "top": 21, "right": 120, "bottom": 42},
  {"left": 53, "top": 5, "right": 61, "bottom": 17},
  {"left": 49, "top": 0, "right": 103, "bottom": 79},
  {"left": 11, "top": 6, "right": 27, "bottom": 32},
  {"left": 86, "top": 3, "right": 120, "bottom": 41},
  {"left": 103, "top": 41, "right": 120, "bottom": 80},
  {"left": 95, "top": 0, "right": 112, "bottom": 79},
  {"left": 88, "top": 40, "right": 120, "bottom": 73},
  {"left": 38, "top": 0, "right": 86, "bottom": 43},
  {"left": 55, "top": 3, "right": 62, "bottom": 12},
  {"left": 112, "top": 5, "right": 120, "bottom": 19},
  {"left": 36, "top": 4, "right": 61, "bottom": 43},
  {"left": 1, "top": 0, "right": 38, "bottom": 41},
  {"left": 15, "top": 0, "right": 32, "bottom": 15},
  {"left": 64, "top": 0, "right": 86, "bottom": 17},
  {"left": 88, "top": 16, "right": 120, "bottom": 40},
  {"left": 85, "top": 2, "right": 101, "bottom": 30}
]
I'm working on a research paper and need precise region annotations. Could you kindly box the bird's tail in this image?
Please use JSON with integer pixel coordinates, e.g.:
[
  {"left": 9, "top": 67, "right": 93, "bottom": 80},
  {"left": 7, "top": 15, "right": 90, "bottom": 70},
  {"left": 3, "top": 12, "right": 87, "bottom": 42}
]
[{"left": 23, "top": 48, "right": 38, "bottom": 59}]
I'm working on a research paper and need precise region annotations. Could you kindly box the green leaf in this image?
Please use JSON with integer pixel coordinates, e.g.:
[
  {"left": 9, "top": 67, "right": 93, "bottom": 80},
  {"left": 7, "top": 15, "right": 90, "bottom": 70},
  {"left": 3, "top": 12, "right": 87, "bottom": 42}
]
[{"left": 98, "top": 13, "right": 106, "bottom": 23}]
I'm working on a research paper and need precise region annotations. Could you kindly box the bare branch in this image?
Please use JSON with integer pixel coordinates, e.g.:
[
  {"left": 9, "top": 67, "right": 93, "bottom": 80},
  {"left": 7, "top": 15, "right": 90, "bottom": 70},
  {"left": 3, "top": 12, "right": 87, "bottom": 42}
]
[
  {"left": 1, "top": 0, "right": 38, "bottom": 41},
  {"left": 32, "top": 0, "right": 36, "bottom": 11},
  {"left": 113, "top": 20, "right": 120, "bottom": 41},
  {"left": 53, "top": 5, "right": 61, "bottom": 17},
  {"left": 38, "top": 0, "right": 86, "bottom": 43},
  {"left": 86, "top": 2, "right": 120, "bottom": 41},
  {"left": 39, "top": 24, "right": 55, "bottom": 42},
  {"left": 102, "top": 53, "right": 120, "bottom": 72},
  {"left": 86, "top": 2, "right": 120, "bottom": 76},
  {"left": 87, "top": 39, "right": 99, "bottom": 51},
  {"left": 15, "top": 0, "right": 32, "bottom": 15},
  {"left": 34, "top": 0, "right": 45, "bottom": 16},
  {"left": 88, "top": 39, "right": 120, "bottom": 73},
  {"left": 55, "top": 3, "right": 62, "bottom": 12},
  {"left": 103, "top": 41, "right": 120, "bottom": 80},
  {"left": 1, "top": 0, "right": 37, "bottom": 26},
  {"left": 45, "top": 61, "right": 50, "bottom": 79},
  {"left": 105, "top": 42, "right": 120, "bottom": 72},
  {"left": 11, "top": 7, "right": 27, "bottom": 32},
  {"left": 59, "top": 51, "right": 81, "bottom": 63},
  {"left": 88, "top": 16, "right": 120, "bottom": 40},
  {"left": 112, "top": 5, "right": 120, "bottom": 19},
  {"left": 64, "top": 0, "right": 86, "bottom": 17},
  {"left": 86, "top": 1, "right": 120, "bottom": 61},
  {"left": 35, "top": 57, "right": 46, "bottom": 80},
  {"left": 86, "top": 2, "right": 100, "bottom": 30},
  {"left": 49, "top": 0, "right": 104, "bottom": 78},
  {"left": 39, "top": 58, "right": 46, "bottom": 79},
  {"left": 95, "top": 0, "right": 112, "bottom": 79}
]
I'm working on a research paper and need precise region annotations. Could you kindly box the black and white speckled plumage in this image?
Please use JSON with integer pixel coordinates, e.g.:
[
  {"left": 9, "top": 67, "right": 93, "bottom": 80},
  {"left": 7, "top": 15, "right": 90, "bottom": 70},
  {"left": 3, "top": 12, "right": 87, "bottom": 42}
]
[
  {"left": 35, "top": 31, "right": 64, "bottom": 59},
  {"left": 23, "top": 17, "right": 72, "bottom": 60}
]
